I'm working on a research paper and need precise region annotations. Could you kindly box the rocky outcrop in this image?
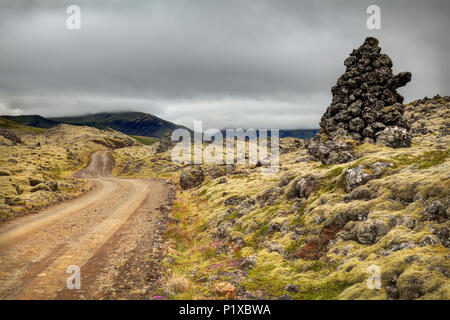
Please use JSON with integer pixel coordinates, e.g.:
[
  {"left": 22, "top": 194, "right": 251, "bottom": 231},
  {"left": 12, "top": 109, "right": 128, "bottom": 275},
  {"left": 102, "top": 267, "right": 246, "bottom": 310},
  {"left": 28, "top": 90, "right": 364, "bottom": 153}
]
[
  {"left": 155, "top": 133, "right": 174, "bottom": 153},
  {"left": 375, "top": 126, "right": 412, "bottom": 148},
  {"left": 179, "top": 166, "right": 204, "bottom": 189},
  {"left": 0, "top": 128, "right": 23, "bottom": 145},
  {"left": 309, "top": 37, "right": 412, "bottom": 164},
  {"left": 285, "top": 174, "right": 318, "bottom": 199}
]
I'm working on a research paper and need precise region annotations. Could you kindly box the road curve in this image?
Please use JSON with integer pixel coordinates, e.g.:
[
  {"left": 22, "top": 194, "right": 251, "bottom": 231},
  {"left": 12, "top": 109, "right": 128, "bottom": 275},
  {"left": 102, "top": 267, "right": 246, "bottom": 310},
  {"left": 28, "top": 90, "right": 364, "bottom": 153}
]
[{"left": 0, "top": 151, "right": 168, "bottom": 300}]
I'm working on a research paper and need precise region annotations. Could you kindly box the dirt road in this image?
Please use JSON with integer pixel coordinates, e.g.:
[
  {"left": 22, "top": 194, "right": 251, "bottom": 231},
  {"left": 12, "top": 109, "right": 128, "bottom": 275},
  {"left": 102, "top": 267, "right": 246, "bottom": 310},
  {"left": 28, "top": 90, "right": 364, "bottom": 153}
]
[{"left": 0, "top": 151, "right": 171, "bottom": 300}]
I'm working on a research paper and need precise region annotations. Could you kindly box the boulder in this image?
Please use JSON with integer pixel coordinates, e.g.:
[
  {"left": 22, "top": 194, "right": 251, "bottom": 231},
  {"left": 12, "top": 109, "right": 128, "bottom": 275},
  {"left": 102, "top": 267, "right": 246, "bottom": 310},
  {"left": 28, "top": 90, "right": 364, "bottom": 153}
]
[
  {"left": 420, "top": 200, "right": 448, "bottom": 221},
  {"left": 375, "top": 126, "right": 411, "bottom": 148},
  {"left": 278, "top": 174, "right": 292, "bottom": 187},
  {"left": 296, "top": 175, "right": 318, "bottom": 198},
  {"left": 345, "top": 165, "right": 370, "bottom": 192},
  {"left": 356, "top": 219, "right": 388, "bottom": 245},
  {"left": 285, "top": 174, "right": 318, "bottom": 199},
  {"left": 224, "top": 195, "right": 247, "bottom": 206},
  {"left": 285, "top": 284, "right": 300, "bottom": 293},
  {"left": 308, "top": 138, "right": 356, "bottom": 165},
  {"left": 155, "top": 133, "right": 174, "bottom": 153},
  {"left": 257, "top": 187, "right": 282, "bottom": 204},
  {"left": 179, "top": 166, "right": 204, "bottom": 189}
]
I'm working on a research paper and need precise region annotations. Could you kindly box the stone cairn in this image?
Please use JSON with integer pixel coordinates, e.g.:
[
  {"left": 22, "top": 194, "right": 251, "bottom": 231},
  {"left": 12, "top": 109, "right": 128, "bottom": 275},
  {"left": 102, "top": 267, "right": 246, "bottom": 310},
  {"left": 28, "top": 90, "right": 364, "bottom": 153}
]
[
  {"left": 308, "top": 37, "right": 412, "bottom": 165},
  {"left": 155, "top": 132, "right": 174, "bottom": 153}
]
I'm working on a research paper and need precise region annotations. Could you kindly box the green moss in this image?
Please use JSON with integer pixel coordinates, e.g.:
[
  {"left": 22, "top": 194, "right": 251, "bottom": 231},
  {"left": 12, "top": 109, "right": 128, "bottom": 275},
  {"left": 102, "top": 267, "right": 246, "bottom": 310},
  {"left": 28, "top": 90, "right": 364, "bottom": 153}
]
[
  {"left": 173, "top": 292, "right": 194, "bottom": 300},
  {"left": 224, "top": 210, "right": 239, "bottom": 221},
  {"left": 308, "top": 261, "right": 327, "bottom": 272},
  {"left": 290, "top": 203, "right": 306, "bottom": 227},
  {"left": 241, "top": 264, "right": 290, "bottom": 297},
  {"left": 300, "top": 280, "right": 353, "bottom": 300},
  {"left": 285, "top": 239, "right": 305, "bottom": 254},
  {"left": 255, "top": 224, "right": 269, "bottom": 237},
  {"left": 418, "top": 150, "right": 449, "bottom": 169},
  {"left": 327, "top": 167, "right": 344, "bottom": 178},
  {"left": 241, "top": 264, "right": 352, "bottom": 300},
  {"left": 394, "top": 150, "right": 449, "bottom": 169}
]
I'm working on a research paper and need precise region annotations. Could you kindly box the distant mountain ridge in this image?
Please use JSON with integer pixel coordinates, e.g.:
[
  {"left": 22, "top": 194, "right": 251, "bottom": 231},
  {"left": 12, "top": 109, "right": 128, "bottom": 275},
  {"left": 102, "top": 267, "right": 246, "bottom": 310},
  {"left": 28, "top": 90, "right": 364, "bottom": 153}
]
[
  {"left": 220, "top": 128, "right": 319, "bottom": 140},
  {"left": 279, "top": 129, "right": 318, "bottom": 139},
  {"left": 2, "top": 115, "right": 59, "bottom": 129},
  {"left": 2, "top": 112, "right": 188, "bottom": 139},
  {"left": 50, "top": 112, "right": 188, "bottom": 139},
  {"left": 2, "top": 112, "right": 319, "bottom": 140}
]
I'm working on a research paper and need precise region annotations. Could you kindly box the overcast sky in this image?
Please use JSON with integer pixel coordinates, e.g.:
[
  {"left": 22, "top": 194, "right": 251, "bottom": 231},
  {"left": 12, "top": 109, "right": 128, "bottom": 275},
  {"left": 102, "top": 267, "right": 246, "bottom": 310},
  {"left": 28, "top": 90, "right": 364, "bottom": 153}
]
[{"left": 0, "top": 0, "right": 448, "bottom": 130}]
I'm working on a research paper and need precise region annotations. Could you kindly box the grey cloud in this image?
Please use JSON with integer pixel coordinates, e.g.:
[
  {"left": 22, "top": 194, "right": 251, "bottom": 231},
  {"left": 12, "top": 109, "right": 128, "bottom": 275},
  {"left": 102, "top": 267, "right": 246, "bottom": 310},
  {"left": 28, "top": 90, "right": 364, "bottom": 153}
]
[{"left": 0, "top": 0, "right": 448, "bottom": 130}]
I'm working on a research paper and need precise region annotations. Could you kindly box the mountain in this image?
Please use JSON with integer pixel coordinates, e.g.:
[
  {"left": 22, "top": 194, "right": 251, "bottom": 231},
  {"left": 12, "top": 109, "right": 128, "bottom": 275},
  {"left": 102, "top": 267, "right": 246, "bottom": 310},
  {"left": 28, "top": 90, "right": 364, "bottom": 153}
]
[
  {"left": 2, "top": 115, "right": 59, "bottom": 129},
  {"left": 279, "top": 129, "right": 319, "bottom": 139},
  {"left": 50, "top": 112, "right": 189, "bottom": 138},
  {"left": 220, "top": 128, "right": 319, "bottom": 140},
  {"left": 3, "top": 112, "right": 189, "bottom": 139},
  {"left": 3, "top": 112, "right": 318, "bottom": 140}
]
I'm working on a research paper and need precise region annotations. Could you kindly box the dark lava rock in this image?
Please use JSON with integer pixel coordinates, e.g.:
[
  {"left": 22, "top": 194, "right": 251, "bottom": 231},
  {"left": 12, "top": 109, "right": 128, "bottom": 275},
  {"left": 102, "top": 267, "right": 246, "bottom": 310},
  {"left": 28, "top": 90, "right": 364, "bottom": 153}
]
[
  {"left": 285, "top": 284, "right": 300, "bottom": 293},
  {"left": 420, "top": 200, "right": 448, "bottom": 221},
  {"left": 224, "top": 195, "right": 247, "bottom": 206},
  {"left": 179, "top": 166, "right": 204, "bottom": 189},
  {"left": 0, "top": 128, "right": 23, "bottom": 145},
  {"left": 155, "top": 133, "right": 174, "bottom": 153},
  {"left": 308, "top": 37, "right": 412, "bottom": 164},
  {"left": 375, "top": 126, "right": 411, "bottom": 148}
]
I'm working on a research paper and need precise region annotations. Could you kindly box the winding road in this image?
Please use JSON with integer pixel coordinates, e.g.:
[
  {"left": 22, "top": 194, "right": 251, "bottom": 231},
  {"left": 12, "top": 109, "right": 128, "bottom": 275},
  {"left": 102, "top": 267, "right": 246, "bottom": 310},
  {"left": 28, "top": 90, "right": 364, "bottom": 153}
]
[{"left": 0, "top": 151, "right": 169, "bottom": 300}]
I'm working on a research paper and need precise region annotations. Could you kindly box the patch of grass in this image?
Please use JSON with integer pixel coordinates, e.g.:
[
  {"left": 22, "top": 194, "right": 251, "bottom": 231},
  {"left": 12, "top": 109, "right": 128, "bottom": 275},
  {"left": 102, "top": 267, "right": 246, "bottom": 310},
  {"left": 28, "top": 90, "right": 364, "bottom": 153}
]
[
  {"left": 418, "top": 150, "right": 449, "bottom": 169},
  {"left": 300, "top": 280, "right": 353, "bottom": 300},
  {"left": 241, "top": 264, "right": 290, "bottom": 297},
  {"left": 196, "top": 221, "right": 209, "bottom": 232},
  {"left": 290, "top": 203, "right": 306, "bottom": 227},
  {"left": 254, "top": 224, "right": 269, "bottom": 237},
  {"left": 164, "top": 199, "right": 197, "bottom": 251},
  {"left": 308, "top": 261, "right": 327, "bottom": 272},
  {"left": 314, "top": 173, "right": 346, "bottom": 200},
  {"left": 241, "top": 264, "right": 352, "bottom": 300},
  {"left": 130, "top": 135, "right": 159, "bottom": 145},
  {"left": 202, "top": 247, "right": 217, "bottom": 260},
  {"left": 327, "top": 166, "right": 344, "bottom": 178},
  {"left": 394, "top": 150, "right": 449, "bottom": 169},
  {"left": 224, "top": 210, "right": 239, "bottom": 221}
]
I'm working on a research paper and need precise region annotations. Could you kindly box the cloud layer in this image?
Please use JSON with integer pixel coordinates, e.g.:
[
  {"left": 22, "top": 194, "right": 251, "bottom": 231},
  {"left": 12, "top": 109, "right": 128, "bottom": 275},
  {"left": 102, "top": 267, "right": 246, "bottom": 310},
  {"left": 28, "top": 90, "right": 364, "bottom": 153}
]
[{"left": 0, "top": 0, "right": 448, "bottom": 129}]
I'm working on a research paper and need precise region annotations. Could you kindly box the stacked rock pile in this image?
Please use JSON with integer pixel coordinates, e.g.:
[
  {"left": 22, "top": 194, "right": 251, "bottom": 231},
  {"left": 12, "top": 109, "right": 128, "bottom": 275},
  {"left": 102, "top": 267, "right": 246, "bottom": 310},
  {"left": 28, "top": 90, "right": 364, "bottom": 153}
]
[{"left": 309, "top": 37, "right": 412, "bottom": 165}]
